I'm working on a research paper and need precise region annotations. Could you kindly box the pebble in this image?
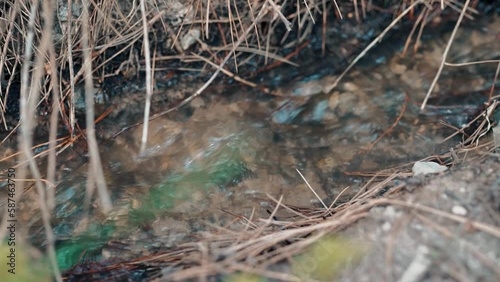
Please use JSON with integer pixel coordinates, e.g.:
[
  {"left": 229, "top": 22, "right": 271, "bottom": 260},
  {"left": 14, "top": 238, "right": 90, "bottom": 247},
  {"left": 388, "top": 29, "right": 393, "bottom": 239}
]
[
  {"left": 451, "top": 205, "right": 468, "bottom": 216},
  {"left": 343, "top": 82, "right": 359, "bottom": 92},
  {"left": 412, "top": 161, "right": 448, "bottom": 176},
  {"left": 382, "top": 221, "right": 392, "bottom": 232},
  {"left": 390, "top": 56, "right": 407, "bottom": 75},
  {"left": 181, "top": 28, "right": 201, "bottom": 50},
  {"left": 190, "top": 97, "right": 206, "bottom": 108}
]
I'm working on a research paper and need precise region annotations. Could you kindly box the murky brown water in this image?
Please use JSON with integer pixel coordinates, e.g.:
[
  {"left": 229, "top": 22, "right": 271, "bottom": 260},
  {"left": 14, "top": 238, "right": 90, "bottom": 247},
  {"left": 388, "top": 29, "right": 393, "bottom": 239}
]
[{"left": 2, "top": 15, "right": 498, "bottom": 271}]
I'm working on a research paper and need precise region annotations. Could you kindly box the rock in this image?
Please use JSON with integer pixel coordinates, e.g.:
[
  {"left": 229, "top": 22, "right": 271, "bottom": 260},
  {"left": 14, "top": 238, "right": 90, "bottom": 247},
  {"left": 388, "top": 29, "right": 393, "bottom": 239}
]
[
  {"left": 397, "top": 245, "right": 431, "bottom": 282},
  {"left": 493, "top": 122, "right": 500, "bottom": 149},
  {"left": 412, "top": 161, "right": 448, "bottom": 176},
  {"left": 190, "top": 97, "right": 206, "bottom": 108},
  {"left": 390, "top": 57, "right": 407, "bottom": 75},
  {"left": 343, "top": 82, "right": 359, "bottom": 92},
  {"left": 181, "top": 29, "right": 201, "bottom": 50},
  {"left": 451, "top": 205, "right": 468, "bottom": 216}
]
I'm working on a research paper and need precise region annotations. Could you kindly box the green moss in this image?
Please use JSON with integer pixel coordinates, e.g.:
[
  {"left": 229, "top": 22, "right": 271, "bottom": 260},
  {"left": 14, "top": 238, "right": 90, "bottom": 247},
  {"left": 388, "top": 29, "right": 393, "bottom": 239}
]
[
  {"left": 55, "top": 133, "right": 253, "bottom": 272},
  {"left": 56, "top": 224, "right": 116, "bottom": 271},
  {"left": 224, "top": 272, "right": 266, "bottom": 282},
  {"left": 0, "top": 244, "right": 51, "bottom": 282},
  {"left": 130, "top": 142, "right": 250, "bottom": 225},
  {"left": 292, "top": 236, "right": 366, "bottom": 281}
]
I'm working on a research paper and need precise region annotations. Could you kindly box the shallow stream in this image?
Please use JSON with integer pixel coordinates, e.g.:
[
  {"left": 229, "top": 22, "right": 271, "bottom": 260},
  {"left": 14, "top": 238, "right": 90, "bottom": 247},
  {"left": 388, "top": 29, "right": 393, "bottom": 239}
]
[{"left": 2, "top": 15, "right": 498, "bottom": 273}]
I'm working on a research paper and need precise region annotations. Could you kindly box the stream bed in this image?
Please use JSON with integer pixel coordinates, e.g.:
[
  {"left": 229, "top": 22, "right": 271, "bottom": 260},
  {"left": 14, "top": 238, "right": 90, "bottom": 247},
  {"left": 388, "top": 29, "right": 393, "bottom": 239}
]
[{"left": 1, "top": 13, "right": 498, "bottom": 278}]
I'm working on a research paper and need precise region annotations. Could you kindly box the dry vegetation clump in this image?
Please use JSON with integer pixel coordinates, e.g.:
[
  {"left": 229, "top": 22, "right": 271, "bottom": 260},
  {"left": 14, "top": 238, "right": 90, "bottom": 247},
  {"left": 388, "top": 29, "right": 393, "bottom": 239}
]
[
  {"left": 0, "top": 0, "right": 491, "bottom": 133},
  {"left": 0, "top": 0, "right": 498, "bottom": 281}
]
